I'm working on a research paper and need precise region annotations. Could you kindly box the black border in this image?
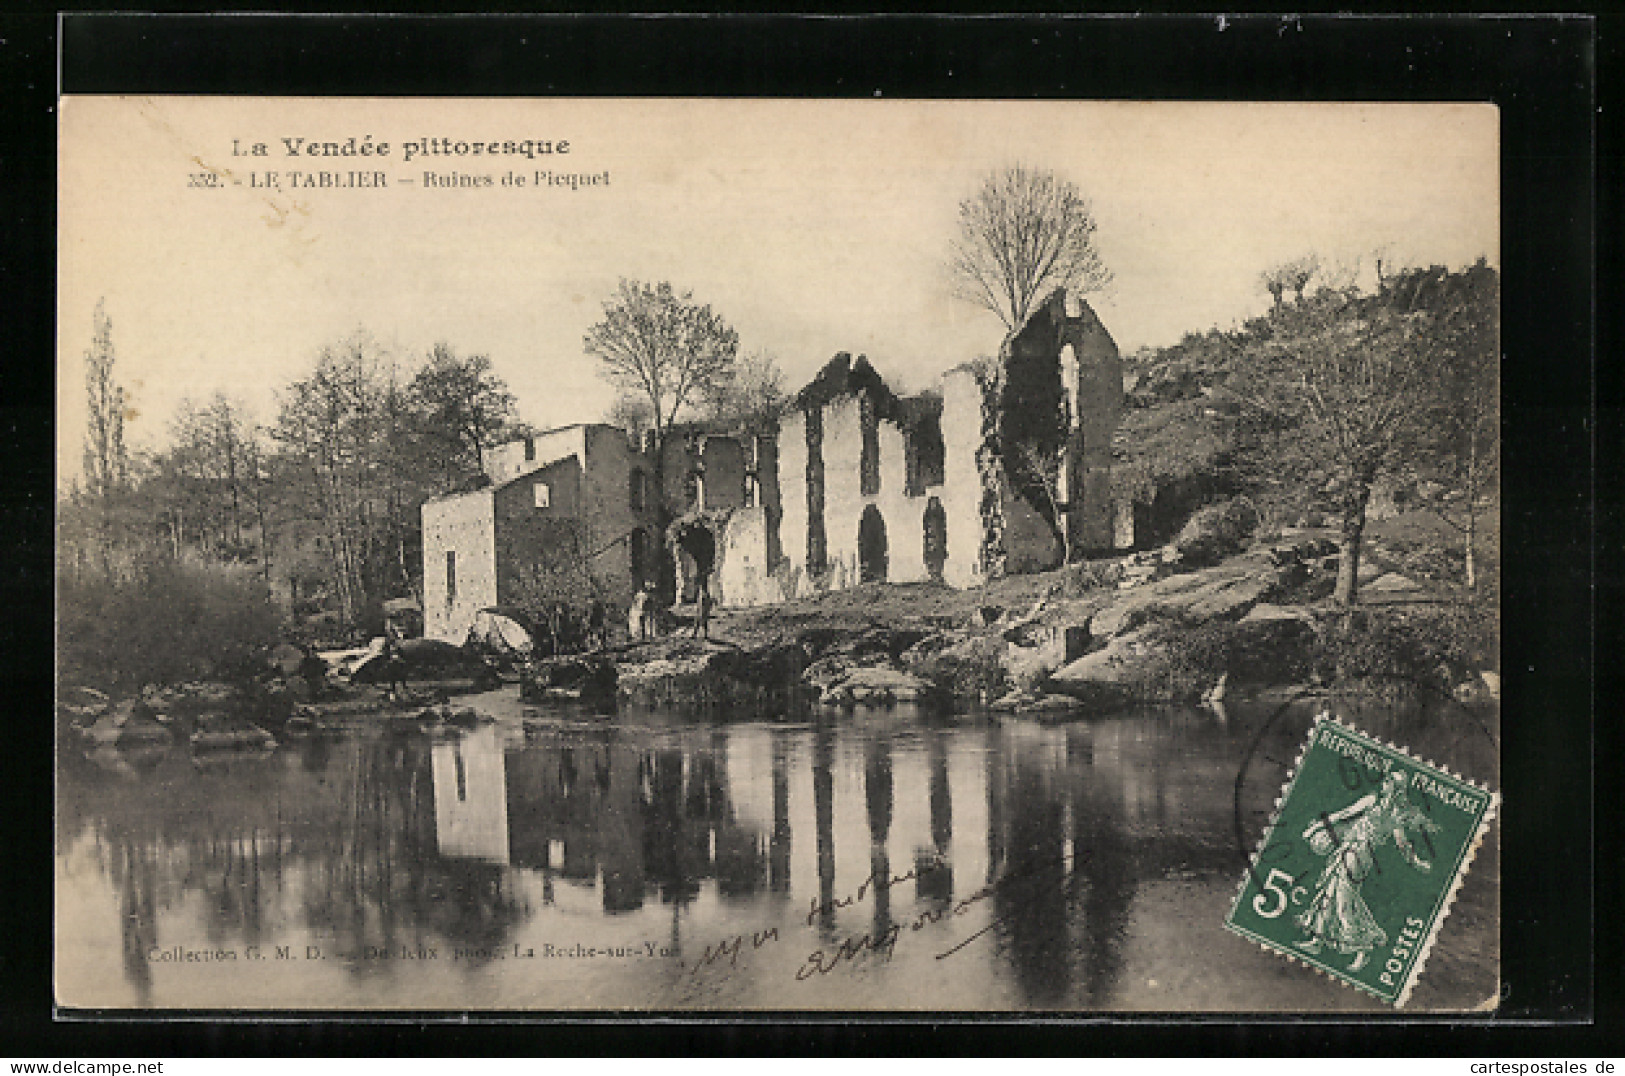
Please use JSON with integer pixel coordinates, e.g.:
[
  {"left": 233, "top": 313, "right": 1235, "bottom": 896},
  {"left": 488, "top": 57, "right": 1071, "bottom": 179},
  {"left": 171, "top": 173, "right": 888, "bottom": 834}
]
[{"left": 4, "top": 10, "right": 1608, "bottom": 1056}]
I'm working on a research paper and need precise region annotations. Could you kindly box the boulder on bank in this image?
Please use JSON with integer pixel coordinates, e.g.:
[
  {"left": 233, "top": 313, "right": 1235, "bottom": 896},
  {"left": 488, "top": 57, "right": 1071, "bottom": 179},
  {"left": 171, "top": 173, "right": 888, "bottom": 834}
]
[
  {"left": 817, "top": 665, "right": 936, "bottom": 708},
  {"left": 1045, "top": 626, "right": 1164, "bottom": 708},
  {"left": 521, "top": 654, "right": 618, "bottom": 702},
  {"left": 1089, "top": 565, "right": 1272, "bottom": 639},
  {"left": 988, "top": 690, "right": 1085, "bottom": 715},
  {"left": 616, "top": 640, "right": 807, "bottom": 712},
  {"left": 1173, "top": 498, "right": 1260, "bottom": 566}
]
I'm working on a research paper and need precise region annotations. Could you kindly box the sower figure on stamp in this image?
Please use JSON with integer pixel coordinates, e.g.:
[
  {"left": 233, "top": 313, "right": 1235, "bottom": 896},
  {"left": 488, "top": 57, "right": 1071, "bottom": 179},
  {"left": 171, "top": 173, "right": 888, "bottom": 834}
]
[{"left": 1295, "top": 769, "right": 1440, "bottom": 971}]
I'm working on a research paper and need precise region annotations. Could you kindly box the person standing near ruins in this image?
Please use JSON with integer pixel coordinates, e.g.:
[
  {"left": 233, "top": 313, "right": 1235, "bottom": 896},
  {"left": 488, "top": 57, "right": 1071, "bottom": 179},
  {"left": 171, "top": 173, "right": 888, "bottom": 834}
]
[{"left": 691, "top": 577, "right": 712, "bottom": 639}]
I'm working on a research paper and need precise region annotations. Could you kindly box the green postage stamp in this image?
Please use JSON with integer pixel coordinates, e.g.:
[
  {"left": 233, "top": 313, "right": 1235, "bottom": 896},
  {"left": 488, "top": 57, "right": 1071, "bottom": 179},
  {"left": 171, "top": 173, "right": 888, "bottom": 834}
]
[{"left": 1225, "top": 716, "right": 1500, "bottom": 1007}]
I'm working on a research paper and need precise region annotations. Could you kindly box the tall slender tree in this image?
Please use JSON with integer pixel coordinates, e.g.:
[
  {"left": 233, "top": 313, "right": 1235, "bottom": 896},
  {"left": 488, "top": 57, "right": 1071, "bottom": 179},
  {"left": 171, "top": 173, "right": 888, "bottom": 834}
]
[
  {"left": 949, "top": 165, "right": 1112, "bottom": 331},
  {"left": 82, "top": 299, "right": 128, "bottom": 501}
]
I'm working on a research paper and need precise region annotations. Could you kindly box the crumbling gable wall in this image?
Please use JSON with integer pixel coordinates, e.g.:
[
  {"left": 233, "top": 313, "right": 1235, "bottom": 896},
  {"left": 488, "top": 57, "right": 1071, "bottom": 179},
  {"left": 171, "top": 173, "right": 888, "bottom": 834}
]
[
  {"left": 1062, "top": 295, "right": 1125, "bottom": 552},
  {"left": 974, "top": 288, "right": 1124, "bottom": 574}
]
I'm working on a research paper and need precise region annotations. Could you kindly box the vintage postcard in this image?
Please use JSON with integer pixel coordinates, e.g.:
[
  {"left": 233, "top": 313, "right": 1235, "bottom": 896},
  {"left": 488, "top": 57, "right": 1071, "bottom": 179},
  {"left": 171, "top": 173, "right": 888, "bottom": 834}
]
[{"left": 56, "top": 97, "right": 1500, "bottom": 1012}]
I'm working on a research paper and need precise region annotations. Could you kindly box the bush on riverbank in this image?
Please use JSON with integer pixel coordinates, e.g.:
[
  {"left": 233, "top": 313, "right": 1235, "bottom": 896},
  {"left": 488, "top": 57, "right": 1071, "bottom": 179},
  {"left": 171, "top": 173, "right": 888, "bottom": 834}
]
[
  {"left": 1141, "top": 599, "right": 1498, "bottom": 701},
  {"left": 59, "top": 558, "right": 282, "bottom": 693}
]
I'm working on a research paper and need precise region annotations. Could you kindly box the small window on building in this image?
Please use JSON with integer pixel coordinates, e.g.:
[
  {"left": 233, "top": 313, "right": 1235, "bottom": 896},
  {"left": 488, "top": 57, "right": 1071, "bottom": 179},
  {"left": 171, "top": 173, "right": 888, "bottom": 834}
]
[
  {"left": 683, "top": 471, "right": 703, "bottom": 510},
  {"left": 533, "top": 481, "right": 551, "bottom": 509},
  {"left": 445, "top": 551, "right": 457, "bottom": 606},
  {"left": 630, "top": 469, "right": 646, "bottom": 511},
  {"left": 524, "top": 436, "right": 536, "bottom": 461}
]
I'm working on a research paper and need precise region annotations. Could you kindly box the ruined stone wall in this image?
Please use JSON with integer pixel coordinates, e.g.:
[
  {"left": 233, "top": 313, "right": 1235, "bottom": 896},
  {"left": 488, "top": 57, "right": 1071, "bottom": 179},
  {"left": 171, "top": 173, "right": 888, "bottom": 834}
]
[
  {"left": 714, "top": 506, "right": 774, "bottom": 607},
  {"left": 493, "top": 457, "right": 590, "bottom": 613},
  {"left": 754, "top": 434, "right": 782, "bottom": 569},
  {"left": 938, "top": 368, "right": 987, "bottom": 588},
  {"left": 1066, "top": 297, "right": 1125, "bottom": 552},
  {"left": 700, "top": 436, "right": 748, "bottom": 511},
  {"left": 819, "top": 394, "right": 866, "bottom": 589},
  {"left": 422, "top": 488, "right": 497, "bottom": 644},
  {"left": 873, "top": 419, "right": 928, "bottom": 583},
  {"left": 658, "top": 435, "right": 702, "bottom": 517},
  {"left": 775, "top": 408, "right": 809, "bottom": 592},
  {"left": 484, "top": 426, "right": 588, "bottom": 485},
  {"left": 581, "top": 426, "right": 658, "bottom": 607}
]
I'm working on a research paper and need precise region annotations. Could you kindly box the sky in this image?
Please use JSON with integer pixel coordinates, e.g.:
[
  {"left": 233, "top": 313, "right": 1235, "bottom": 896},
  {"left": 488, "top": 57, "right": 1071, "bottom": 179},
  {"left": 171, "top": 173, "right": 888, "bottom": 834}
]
[{"left": 58, "top": 97, "right": 1498, "bottom": 477}]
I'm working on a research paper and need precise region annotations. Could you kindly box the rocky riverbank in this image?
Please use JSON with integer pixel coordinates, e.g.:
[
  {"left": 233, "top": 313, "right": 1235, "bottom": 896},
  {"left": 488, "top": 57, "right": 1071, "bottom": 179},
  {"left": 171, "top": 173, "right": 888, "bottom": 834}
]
[{"left": 523, "top": 522, "right": 1497, "bottom": 718}]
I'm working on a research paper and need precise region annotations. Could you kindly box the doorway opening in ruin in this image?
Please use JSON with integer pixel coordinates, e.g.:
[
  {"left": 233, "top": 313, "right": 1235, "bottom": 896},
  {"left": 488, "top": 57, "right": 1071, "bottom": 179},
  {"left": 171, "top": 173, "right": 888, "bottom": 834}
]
[
  {"left": 858, "top": 505, "right": 888, "bottom": 583},
  {"left": 630, "top": 527, "right": 650, "bottom": 589},
  {"left": 673, "top": 522, "right": 717, "bottom": 603},
  {"left": 923, "top": 497, "right": 948, "bottom": 582}
]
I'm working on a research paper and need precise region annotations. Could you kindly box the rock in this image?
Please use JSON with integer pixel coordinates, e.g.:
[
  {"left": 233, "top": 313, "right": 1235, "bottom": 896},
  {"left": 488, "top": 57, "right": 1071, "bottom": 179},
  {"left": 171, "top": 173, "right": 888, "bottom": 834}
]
[
  {"left": 1241, "top": 602, "right": 1317, "bottom": 625},
  {"left": 819, "top": 665, "right": 932, "bottom": 707},
  {"left": 1173, "top": 499, "right": 1261, "bottom": 566},
  {"left": 1090, "top": 566, "right": 1272, "bottom": 638},
  {"left": 1047, "top": 626, "right": 1164, "bottom": 707},
  {"left": 1366, "top": 572, "right": 1421, "bottom": 593},
  {"left": 522, "top": 655, "right": 618, "bottom": 701},
  {"left": 971, "top": 605, "right": 1005, "bottom": 629},
  {"left": 1003, "top": 643, "right": 1062, "bottom": 693}
]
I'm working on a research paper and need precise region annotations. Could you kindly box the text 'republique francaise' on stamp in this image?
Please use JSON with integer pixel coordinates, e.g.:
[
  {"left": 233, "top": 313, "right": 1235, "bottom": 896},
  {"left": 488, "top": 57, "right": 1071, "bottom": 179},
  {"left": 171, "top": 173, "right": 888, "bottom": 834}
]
[{"left": 1224, "top": 714, "right": 1499, "bottom": 1007}]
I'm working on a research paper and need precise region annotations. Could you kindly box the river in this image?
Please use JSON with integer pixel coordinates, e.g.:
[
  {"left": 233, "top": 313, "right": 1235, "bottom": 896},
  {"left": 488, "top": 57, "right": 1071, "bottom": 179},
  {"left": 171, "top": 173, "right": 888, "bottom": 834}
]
[{"left": 55, "top": 689, "right": 1498, "bottom": 1012}]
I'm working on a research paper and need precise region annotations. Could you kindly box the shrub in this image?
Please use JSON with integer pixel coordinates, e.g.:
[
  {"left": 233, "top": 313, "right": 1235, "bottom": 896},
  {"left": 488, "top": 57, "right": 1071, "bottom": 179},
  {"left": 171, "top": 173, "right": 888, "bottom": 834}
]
[
  {"left": 59, "top": 556, "right": 282, "bottom": 693},
  {"left": 1139, "top": 600, "right": 1495, "bottom": 701},
  {"left": 910, "top": 636, "right": 1010, "bottom": 704},
  {"left": 1174, "top": 496, "right": 1261, "bottom": 565},
  {"left": 1062, "top": 559, "right": 1124, "bottom": 597}
]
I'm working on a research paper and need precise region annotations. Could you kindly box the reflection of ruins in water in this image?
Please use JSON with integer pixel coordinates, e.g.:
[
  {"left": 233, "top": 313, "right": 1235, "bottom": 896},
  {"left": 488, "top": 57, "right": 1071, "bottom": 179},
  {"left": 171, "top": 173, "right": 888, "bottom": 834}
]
[{"left": 58, "top": 708, "right": 1244, "bottom": 1007}]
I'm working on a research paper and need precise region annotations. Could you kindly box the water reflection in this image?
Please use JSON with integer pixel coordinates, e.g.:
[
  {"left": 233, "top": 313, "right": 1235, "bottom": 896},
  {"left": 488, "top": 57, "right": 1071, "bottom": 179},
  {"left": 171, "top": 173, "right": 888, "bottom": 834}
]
[{"left": 55, "top": 696, "right": 1495, "bottom": 1011}]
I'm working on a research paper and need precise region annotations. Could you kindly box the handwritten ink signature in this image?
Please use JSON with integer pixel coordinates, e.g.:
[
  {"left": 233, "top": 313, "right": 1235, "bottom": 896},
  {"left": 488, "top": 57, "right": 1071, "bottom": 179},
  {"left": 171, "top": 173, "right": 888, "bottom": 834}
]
[
  {"left": 804, "top": 861, "right": 949, "bottom": 927},
  {"left": 678, "top": 852, "right": 1092, "bottom": 981},
  {"left": 797, "top": 851, "right": 1091, "bottom": 978}
]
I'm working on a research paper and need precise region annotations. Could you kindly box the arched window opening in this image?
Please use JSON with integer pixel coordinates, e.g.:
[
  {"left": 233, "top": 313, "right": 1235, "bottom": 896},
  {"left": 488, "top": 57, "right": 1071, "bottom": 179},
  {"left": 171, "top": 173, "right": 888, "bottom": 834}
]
[
  {"left": 858, "top": 505, "right": 888, "bottom": 583},
  {"left": 923, "top": 498, "right": 948, "bottom": 582}
]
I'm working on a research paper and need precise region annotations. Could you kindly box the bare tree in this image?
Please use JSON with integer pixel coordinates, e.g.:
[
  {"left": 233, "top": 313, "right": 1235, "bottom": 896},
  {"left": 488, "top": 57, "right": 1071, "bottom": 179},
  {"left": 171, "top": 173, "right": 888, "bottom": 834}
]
[
  {"left": 1009, "top": 440, "right": 1073, "bottom": 566},
  {"left": 1283, "top": 253, "right": 1320, "bottom": 302},
  {"left": 1259, "top": 254, "right": 1321, "bottom": 308},
  {"left": 705, "top": 348, "right": 787, "bottom": 434},
  {"left": 584, "top": 279, "right": 739, "bottom": 514},
  {"left": 605, "top": 392, "right": 655, "bottom": 447},
  {"left": 949, "top": 165, "right": 1112, "bottom": 331},
  {"left": 1229, "top": 264, "right": 1492, "bottom": 605}
]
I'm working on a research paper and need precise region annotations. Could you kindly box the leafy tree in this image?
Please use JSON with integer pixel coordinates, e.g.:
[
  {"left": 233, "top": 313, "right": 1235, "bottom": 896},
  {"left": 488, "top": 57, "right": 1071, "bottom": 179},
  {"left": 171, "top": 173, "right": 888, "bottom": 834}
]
[
  {"left": 949, "top": 165, "right": 1112, "bottom": 331},
  {"left": 584, "top": 278, "right": 740, "bottom": 515},
  {"left": 270, "top": 332, "right": 407, "bottom": 625},
  {"left": 155, "top": 393, "right": 264, "bottom": 561},
  {"left": 408, "top": 345, "right": 518, "bottom": 476}
]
